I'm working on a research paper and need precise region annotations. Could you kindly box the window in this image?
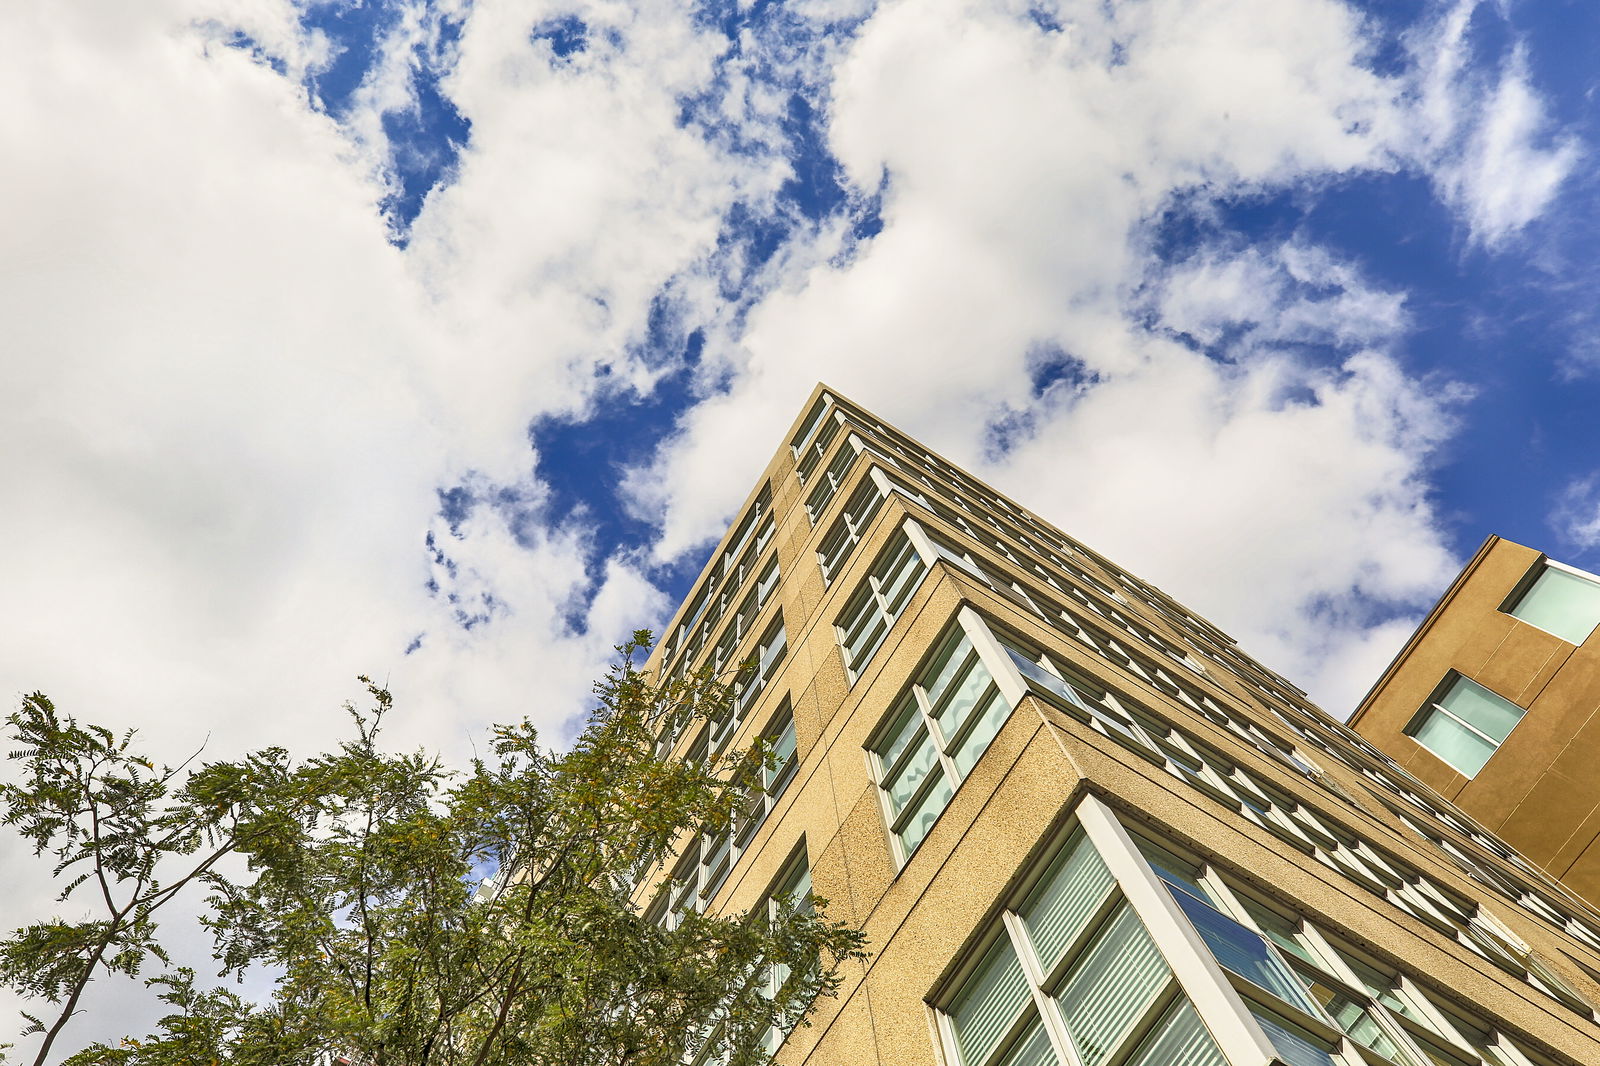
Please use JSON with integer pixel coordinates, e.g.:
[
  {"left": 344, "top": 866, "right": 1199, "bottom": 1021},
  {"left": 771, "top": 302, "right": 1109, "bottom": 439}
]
[
  {"left": 732, "top": 704, "right": 799, "bottom": 857},
  {"left": 791, "top": 393, "right": 839, "bottom": 476},
  {"left": 759, "top": 850, "right": 815, "bottom": 1053},
  {"left": 681, "top": 701, "right": 800, "bottom": 915},
  {"left": 1133, "top": 834, "right": 1558, "bottom": 1066},
  {"left": 804, "top": 435, "right": 860, "bottom": 522},
  {"left": 868, "top": 621, "right": 1007, "bottom": 862},
  {"left": 835, "top": 529, "right": 927, "bottom": 678},
  {"left": 936, "top": 827, "right": 1225, "bottom": 1066},
  {"left": 1406, "top": 677, "right": 1525, "bottom": 778},
  {"left": 733, "top": 618, "right": 787, "bottom": 721},
  {"left": 817, "top": 475, "right": 886, "bottom": 582},
  {"left": 650, "top": 844, "right": 704, "bottom": 931},
  {"left": 1506, "top": 562, "right": 1600, "bottom": 645}
]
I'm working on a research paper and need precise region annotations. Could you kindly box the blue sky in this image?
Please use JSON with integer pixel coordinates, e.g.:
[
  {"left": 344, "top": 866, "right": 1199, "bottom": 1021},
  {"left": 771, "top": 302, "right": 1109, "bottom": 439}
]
[{"left": 3, "top": 0, "right": 1599, "bottom": 1046}]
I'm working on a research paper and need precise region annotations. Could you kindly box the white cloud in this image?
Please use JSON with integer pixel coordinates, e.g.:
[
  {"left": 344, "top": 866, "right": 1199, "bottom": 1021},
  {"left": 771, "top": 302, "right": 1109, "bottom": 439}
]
[
  {"left": 1551, "top": 474, "right": 1600, "bottom": 554},
  {"left": 636, "top": 0, "right": 1460, "bottom": 717},
  {"left": 1, "top": 0, "right": 752, "bottom": 1046},
  {"left": 1407, "top": 1, "right": 1581, "bottom": 248},
  {"left": 1156, "top": 240, "right": 1408, "bottom": 351}
]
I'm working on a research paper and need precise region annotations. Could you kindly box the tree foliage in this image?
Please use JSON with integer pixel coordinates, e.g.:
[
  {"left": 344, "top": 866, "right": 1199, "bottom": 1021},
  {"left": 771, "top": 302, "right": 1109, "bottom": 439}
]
[{"left": 1, "top": 635, "right": 866, "bottom": 1066}]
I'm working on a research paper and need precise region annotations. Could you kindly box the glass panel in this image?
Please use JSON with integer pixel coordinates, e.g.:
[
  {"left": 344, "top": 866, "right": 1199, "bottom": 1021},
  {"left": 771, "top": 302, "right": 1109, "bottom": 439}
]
[
  {"left": 1124, "top": 1001, "right": 1225, "bottom": 1066},
  {"left": 1021, "top": 831, "right": 1116, "bottom": 972},
  {"left": 951, "top": 689, "right": 1009, "bottom": 777},
  {"left": 935, "top": 653, "right": 996, "bottom": 739},
  {"left": 1137, "top": 842, "right": 1214, "bottom": 904},
  {"left": 1241, "top": 902, "right": 1317, "bottom": 966},
  {"left": 899, "top": 772, "right": 955, "bottom": 855},
  {"left": 879, "top": 539, "right": 927, "bottom": 612},
  {"left": 1412, "top": 709, "right": 1496, "bottom": 777},
  {"left": 1305, "top": 979, "right": 1417, "bottom": 1065},
  {"left": 767, "top": 719, "right": 797, "bottom": 794},
  {"left": 925, "top": 634, "right": 978, "bottom": 708},
  {"left": 1056, "top": 904, "right": 1170, "bottom": 1066},
  {"left": 951, "top": 938, "right": 1032, "bottom": 1066},
  {"left": 876, "top": 701, "right": 922, "bottom": 769},
  {"left": 1168, "top": 889, "right": 1318, "bottom": 1015},
  {"left": 885, "top": 733, "right": 940, "bottom": 816},
  {"left": 1511, "top": 566, "right": 1600, "bottom": 644},
  {"left": 1252, "top": 1009, "right": 1339, "bottom": 1066},
  {"left": 1439, "top": 678, "right": 1524, "bottom": 744},
  {"left": 1343, "top": 959, "right": 1421, "bottom": 1024},
  {"left": 844, "top": 614, "right": 887, "bottom": 673},
  {"left": 760, "top": 625, "right": 786, "bottom": 675},
  {"left": 996, "top": 1019, "right": 1061, "bottom": 1066}
]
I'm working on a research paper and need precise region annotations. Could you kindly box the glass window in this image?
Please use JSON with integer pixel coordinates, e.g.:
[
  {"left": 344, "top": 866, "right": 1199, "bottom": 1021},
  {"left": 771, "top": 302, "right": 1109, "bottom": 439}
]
[
  {"left": 1123, "top": 1001, "right": 1225, "bottom": 1066},
  {"left": 758, "top": 851, "right": 815, "bottom": 1053},
  {"left": 1165, "top": 887, "right": 1318, "bottom": 1014},
  {"left": 938, "top": 825, "right": 1223, "bottom": 1066},
  {"left": 804, "top": 436, "right": 859, "bottom": 522},
  {"left": 817, "top": 475, "right": 885, "bottom": 582},
  {"left": 1407, "top": 677, "right": 1525, "bottom": 778},
  {"left": 1020, "top": 830, "right": 1115, "bottom": 972},
  {"left": 1251, "top": 1008, "right": 1340, "bottom": 1066},
  {"left": 836, "top": 529, "right": 928, "bottom": 678},
  {"left": 951, "top": 938, "right": 1033, "bottom": 1066},
  {"left": 731, "top": 617, "right": 786, "bottom": 724},
  {"left": 1508, "top": 563, "right": 1600, "bottom": 645},
  {"left": 1056, "top": 903, "right": 1170, "bottom": 1066},
  {"left": 868, "top": 622, "right": 1007, "bottom": 862}
]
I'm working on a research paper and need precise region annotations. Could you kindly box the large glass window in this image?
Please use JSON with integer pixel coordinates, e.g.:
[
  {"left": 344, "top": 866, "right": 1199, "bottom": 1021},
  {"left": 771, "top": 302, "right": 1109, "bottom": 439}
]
[
  {"left": 759, "top": 851, "right": 814, "bottom": 1053},
  {"left": 805, "top": 435, "right": 860, "bottom": 522},
  {"left": 1134, "top": 834, "right": 1550, "bottom": 1066},
  {"left": 1507, "top": 563, "right": 1600, "bottom": 645},
  {"left": 938, "top": 827, "right": 1224, "bottom": 1066},
  {"left": 1406, "top": 677, "right": 1525, "bottom": 778},
  {"left": 868, "top": 621, "right": 1006, "bottom": 862},
  {"left": 817, "top": 475, "right": 887, "bottom": 582},
  {"left": 835, "top": 529, "right": 927, "bottom": 678}
]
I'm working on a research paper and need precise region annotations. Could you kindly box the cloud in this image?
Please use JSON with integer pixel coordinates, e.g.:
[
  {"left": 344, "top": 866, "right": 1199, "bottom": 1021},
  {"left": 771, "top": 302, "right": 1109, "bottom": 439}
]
[
  {"left": 1155, "top": 240, "right": 1409, "bottom": 352},
  {"left": 0, "top": 0, "right": 779, "bottom": 815},
  {"left": 1, "top": 0, "right": 742, "bottom": 1045},
  {"left": 1550, "top": 475, "right": 1600, "bottom": 555},
  {"left": 632, "top": 0, "right": 1461, "bottom": 717},
  {"left": 1407, "top": 1, "right": 1581, "bottom": 248}
]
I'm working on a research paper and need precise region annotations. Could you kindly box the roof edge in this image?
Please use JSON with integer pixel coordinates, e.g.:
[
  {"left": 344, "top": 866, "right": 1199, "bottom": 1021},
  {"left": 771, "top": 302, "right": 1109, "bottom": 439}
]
[{"left": 1347, "top": 533, "right": 1502, "bottom": 728}]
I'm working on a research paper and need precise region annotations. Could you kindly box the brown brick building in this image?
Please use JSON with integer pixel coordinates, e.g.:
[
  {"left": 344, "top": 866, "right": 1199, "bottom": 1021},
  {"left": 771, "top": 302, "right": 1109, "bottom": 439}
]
[
  {"left": 1352, "top": 536, "right": 1600, "bottom": 911},
  {"left": 640, "top": 387, "right": 1600, "bottom": 1066}
]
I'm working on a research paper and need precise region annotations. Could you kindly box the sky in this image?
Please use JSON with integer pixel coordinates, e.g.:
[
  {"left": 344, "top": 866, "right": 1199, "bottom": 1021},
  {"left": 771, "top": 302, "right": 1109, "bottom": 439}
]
[{"left": 3, "top": 0, "right": 1599, "bottom": 1048}]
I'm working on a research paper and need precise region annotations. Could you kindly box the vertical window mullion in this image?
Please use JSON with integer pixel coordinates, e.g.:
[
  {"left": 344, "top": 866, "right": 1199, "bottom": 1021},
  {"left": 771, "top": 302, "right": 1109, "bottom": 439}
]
[
  {"left": 1075, "top": 796, "right": 1279, "bottom": 1066},
  {"left": 1003, "top": 911, "right": 1085, "bottom": 1066}
]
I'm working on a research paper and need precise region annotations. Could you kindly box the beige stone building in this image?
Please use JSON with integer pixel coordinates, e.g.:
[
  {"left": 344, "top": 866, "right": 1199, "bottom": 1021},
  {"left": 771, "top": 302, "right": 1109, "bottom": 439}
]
[
  {"left": 1352, "top": 536, "right": 1600, "bottom": 912},
  {"left": 640, "top": 387, "right": 1600, "bottom": 1066}
]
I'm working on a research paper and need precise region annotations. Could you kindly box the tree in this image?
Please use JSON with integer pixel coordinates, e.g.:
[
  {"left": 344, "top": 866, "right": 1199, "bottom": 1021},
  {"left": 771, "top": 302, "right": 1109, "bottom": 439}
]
[{"left": 1, "top": 635, "right": 866, "bottom": 1066}]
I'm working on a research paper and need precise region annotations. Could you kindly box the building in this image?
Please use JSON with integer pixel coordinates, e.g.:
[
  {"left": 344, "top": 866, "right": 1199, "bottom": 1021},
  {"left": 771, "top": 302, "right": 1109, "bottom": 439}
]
[
  {"left": 1351, "top": 536, "right": 1600, "bottom": 910},
  {"left": 639, "top": 386, "right": 1600, "bottom": 1066}
]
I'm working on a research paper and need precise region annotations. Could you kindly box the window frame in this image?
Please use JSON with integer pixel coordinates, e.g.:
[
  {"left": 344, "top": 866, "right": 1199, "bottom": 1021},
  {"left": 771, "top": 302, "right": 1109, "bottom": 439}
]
[
  {"left": 1502, "top": 559, "right": 1600, "bottom": 646},
  {"left": 1404, "top": 675, "right": 1526, "bottom": 779}
]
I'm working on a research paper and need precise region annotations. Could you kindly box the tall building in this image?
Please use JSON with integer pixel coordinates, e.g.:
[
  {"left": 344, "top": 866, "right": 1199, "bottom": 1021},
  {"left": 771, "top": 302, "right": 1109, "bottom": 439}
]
[
  {"left": 640, "top": 387, "right": 1600, "bottom": 1066},
  {"left": 1352, "top": 536, "right": 1600, "bottom": 910}
]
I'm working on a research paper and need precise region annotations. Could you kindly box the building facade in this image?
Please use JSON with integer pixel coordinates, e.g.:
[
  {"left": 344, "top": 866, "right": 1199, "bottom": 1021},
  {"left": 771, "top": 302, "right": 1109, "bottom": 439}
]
[
  {"left": 1352, "top": 536, "right": 1600, "bottom": 910},
  {"left": 640, "top": 387, "right": 1600, "bottom": 1066}
]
